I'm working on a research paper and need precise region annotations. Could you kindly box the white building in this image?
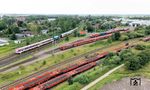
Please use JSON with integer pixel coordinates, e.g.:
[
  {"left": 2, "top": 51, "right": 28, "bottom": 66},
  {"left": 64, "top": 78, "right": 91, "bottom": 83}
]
[
  {"left": 113, "top": 18, "right": 150, "bottom": 27},
  {"left": 0, "top": 39, "right": 9, "bottom": 46}
]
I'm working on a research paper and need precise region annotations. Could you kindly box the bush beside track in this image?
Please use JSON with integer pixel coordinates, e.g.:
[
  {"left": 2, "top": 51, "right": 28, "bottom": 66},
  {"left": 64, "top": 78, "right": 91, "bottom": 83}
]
[
  {"left": 87, "top": 43, "right": 150, "bottom": 90},
  {"left": 53, "top": 38, "right": 150, "bottom": 89}
]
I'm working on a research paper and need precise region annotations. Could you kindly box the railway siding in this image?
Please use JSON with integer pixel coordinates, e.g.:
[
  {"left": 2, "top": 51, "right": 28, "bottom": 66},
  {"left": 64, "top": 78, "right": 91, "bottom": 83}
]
[{"left": 0, "top": 38, "right": 141, "bottom": 90}]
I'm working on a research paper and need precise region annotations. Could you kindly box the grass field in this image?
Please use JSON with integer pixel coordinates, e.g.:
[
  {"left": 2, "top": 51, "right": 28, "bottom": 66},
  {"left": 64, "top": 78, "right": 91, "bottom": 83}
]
[{"left": 0, "top": 44, "right": 17, "bottom": 58}]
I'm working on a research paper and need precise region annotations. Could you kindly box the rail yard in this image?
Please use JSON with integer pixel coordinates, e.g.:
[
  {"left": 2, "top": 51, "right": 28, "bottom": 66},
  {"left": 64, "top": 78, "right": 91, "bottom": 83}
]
[{"left": 0, "top": 15, "right": 150, "bottom": 90}]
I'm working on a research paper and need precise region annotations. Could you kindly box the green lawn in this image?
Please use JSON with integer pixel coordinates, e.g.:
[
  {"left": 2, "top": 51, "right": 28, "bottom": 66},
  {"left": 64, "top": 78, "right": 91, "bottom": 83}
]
[{"left": 0, "top": 44, "right": 17, "bottom": 58}]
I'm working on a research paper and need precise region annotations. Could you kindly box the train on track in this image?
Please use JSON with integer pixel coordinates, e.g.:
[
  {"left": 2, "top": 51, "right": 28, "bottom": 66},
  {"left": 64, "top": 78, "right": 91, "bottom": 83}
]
[
  {"left": 142, "top": 36, "right": 150, "bottom": 41},
  {"left": 15, "top": 28, "right": 129, "bottom": 54},
  {"left": 9, "top": 44, "right": 131, "bottom": 90},
  {"left": 89, "top": 28, "right": 129, "bottom": 38},
  {"left": 59, "top": 28, "right": 129, "bottom": 50},
  {"left": 15, "top": 28, "right": 78, "bottom": 54},
  {"left": 59, "top": 34, "right": 111, "bottom": 50},
  {"left": 30, "top": 62, "right": 96, "bottom": 90}
]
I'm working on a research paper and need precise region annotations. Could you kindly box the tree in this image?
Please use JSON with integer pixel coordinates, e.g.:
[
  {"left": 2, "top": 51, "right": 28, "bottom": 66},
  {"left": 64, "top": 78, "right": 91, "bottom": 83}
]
[
  {"left": 119, "top": 35, "right": 129, "bottom": 41},
  {"left": 73, "top": 30, "right": 78, "bottom": 37},
  {"left": 68, "top": 77, "right": 73, "bottom": 85},
  {"left": 125, "top": 49, "right": 150, "bottom": 71},
  {"left": 65, "top": 36, "right": 69, "bottom": 41},
  {"left": 111, "top": 56, "right": 121, "bottom": 65},
  {"left": 0, "top": 20, "right": 7, "bottom": 31},
  {"left": 17, "top": 21, "right": 24, "bottom": 27},
  {"left": 74, "top": 74, "right": 90, "bottom": 84},
  {"left": 87, "top": 25, "right": 94, "bottom": 32},
  {"left": 103, "top": 55, "right": 121, "bottom": 65},
  {"left": 6, "top": 28, "right": 13, "bottom": 34},
  {"left": 135, "top": 44, "right": 146, "bottom": 50},
  {"left": 100, "top": 22, "right": 116, "bottom": 30},
  {"left": 112, "top": 32, "right": 121, "bottom": 41},
  {"left": 11, "top": 25, "right": 20, "bottom": 33},
  {"left": 126, "top": 55, "right": 141, "bottom": 71},
  {"left": 138, "top": 50, "right": 150, "bottom": 66},
  {"left": 119, "top": 49, "right": 133, "bottom": 62},
  {"left": 9, "top": 33, "right": 17, "bottom": 40},
  {"left": 106, "top": 52, "right": 115, "bottom": 58},
  {"left": 42, "top": 60, "right": 47, "bottom": 65},
  {"left": 27, "top": 23, "right": 41, "bottom": 34},
  {"left": 25, "top": 39, "right": 30, "bottom": 45},
  {"left": 145, "top": 29, "right": 150, "bottom": 35}
]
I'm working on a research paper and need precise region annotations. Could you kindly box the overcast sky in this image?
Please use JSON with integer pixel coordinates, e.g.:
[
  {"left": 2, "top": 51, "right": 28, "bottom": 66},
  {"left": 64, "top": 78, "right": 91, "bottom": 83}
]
[{"left": 0, "top": 0, "right": 150, "bottom": 15}]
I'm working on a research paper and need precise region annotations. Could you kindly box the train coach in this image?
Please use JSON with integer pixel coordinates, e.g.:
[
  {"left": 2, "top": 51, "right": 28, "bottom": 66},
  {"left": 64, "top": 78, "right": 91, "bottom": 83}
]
[
  {"left": 90, "top": 28, "right": 129, "bottom": 38},
  {"left": 142, "top": 36, "right": 150, "bottom": 42},
  {"left": 59, "top": 34, "right": 112, "bottom": 50},
  {"left": 29, "top": 62, "right": 96, "bottom": 90},
  {"left": 15, "top": 38, "right": 54, "bottom": 54},
  {"left": 15, "top": 28, "right": 78, "bottom": 54},
  {"left": 60, "top": 27, "right": 78, "bottom": 38}
]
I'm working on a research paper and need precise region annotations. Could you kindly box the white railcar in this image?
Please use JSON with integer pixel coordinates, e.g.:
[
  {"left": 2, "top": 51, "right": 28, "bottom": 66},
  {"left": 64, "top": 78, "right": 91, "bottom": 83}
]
[{"left": 16, "top": 38, "right": 54, "bottom": 54}]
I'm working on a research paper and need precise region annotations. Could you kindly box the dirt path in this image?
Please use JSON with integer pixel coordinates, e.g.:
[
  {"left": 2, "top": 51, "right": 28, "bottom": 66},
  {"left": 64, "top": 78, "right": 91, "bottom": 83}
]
[{"left": 81, "top": 64, "right": 124, "bottom": 90}]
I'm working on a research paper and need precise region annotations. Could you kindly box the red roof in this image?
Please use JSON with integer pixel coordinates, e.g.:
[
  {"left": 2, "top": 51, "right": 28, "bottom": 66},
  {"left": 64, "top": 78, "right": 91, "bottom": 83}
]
[{"left": 79, "top": 31, "right": 86, "bottom": 34}]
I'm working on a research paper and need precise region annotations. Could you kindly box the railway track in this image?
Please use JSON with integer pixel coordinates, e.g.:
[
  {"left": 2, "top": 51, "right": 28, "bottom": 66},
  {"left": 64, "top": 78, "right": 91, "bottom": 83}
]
[
  {"left": 0, "top": 38, "right": 141, "bottom": 90},
  {"left": 0, "top": 48, "right": 60, "bottom": 72},
  {"left": 0, "top": 29, "right": 130, "bottom": 70},
  {"left": 0, "top": 40, "right": 58, "bottom": 66},
  {"left": 0, "top": 35, "right": 110, "bottom": 72},
  {"left": 0, "top": 37, "right": 84, "bottom": 70}
]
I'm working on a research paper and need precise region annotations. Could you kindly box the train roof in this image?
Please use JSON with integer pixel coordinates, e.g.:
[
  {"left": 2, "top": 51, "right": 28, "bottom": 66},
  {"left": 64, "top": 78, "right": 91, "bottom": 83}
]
[{"left": 16, "top": 38, "right": 53, "bottom": 50}]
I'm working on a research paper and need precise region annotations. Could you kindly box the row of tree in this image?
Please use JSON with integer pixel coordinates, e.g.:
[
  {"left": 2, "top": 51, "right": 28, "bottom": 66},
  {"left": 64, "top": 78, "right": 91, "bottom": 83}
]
[
  {"left": 102, "top": 45, "right": 150, "bottom": 71},
  {"left": 0, "top": 16, "right": 81, "bottom": 40}
]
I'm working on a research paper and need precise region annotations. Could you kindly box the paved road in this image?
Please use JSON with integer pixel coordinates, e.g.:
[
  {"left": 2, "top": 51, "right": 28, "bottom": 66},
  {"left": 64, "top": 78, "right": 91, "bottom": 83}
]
[{"left": 81, "top": 64, "right": 124, "bottom": 90}]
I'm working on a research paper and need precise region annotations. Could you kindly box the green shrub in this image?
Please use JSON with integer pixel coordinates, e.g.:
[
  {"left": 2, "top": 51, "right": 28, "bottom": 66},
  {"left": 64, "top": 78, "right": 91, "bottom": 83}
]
[
  {"left": 126, "top": 56, "right": 141, "bottom": 71},
  {"left": 74, "top": 74, "right": 90, "bottom": 84},
  {"left": 135, "top": 44, "right": 146, "bottom": 50},
  {"left": 119, "top": 35, "right": 129, "bottom": 41}
]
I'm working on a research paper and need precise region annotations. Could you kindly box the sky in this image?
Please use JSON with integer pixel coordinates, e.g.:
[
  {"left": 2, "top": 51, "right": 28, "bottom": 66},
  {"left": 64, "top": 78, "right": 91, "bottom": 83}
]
[{"left": 0, "top": 0, "right": 150, "bottom": 15}]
